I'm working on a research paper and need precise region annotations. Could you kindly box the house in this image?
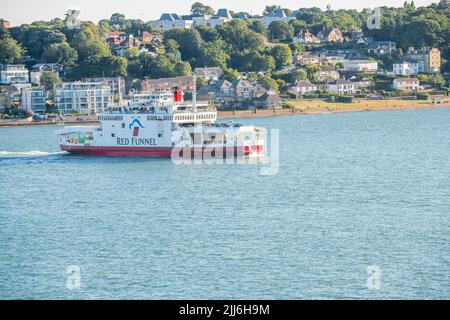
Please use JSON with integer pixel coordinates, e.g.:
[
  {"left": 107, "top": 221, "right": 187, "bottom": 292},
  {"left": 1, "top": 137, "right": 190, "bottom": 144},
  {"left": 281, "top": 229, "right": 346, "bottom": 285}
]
[
  {"left": 197, "top": 79, "right": 234, "bottom": 103},
  {"left": 317, "top": 28, "right": 344, "bottom": 43},
  {"left": 393, "top": 59, "right": 419, "bottom": 76},
  {"left": 393, "top": 78, "right": 420, "bottom": 91},
  {"left": 232, "top": 79, "right": 258, "bottom": 102},
  {"left": 148, "top": 13, "right": 192, "bottom": 30},
  {"left": 343, "top": 60, "right": 378, "bottom": 73},
  {"left": 194, "top": 67, "right": 224, "bottom": 82},
  {"left": 0, "top": 65, "right": 29, "bottom": 85},
  {"left": 296, "top": 55, "right": 321, "bottom": 65},
  {"left": 249, "top": 10, "right": 295, "bottom": 28},
  {"left": 30, "top": 63, "right": 62, "bottom": 85},
  {"left": 293, "top": 31, "right": 321, "bottom": 44},
  {"left": 0, "top": 19, "right": 10, "bottom": 29},
  {"left": 21, "top": 87, "right": 47, "bottom": 114},
  {"left": 54, "top": 82, "right": 114, "bottom": 114},
  {"left": 350, "top": 77, "right": 373, "bottom": 93},
  {"left": 318, "top": 65, "right": 340, "bottom": 82},
  {"left": 288, "top": 81, "right": 318, "bottom": 98},
  {"left": 0, "top": 86, "right": 20, "bottom": 111},
  {"left": 405, "top": 47, "right": 441, "bottom": 74},
  {"left": 254, "top": 89, "right": 282, "bottom": 109},
  {"left": 149, "top": 9, "right": 232, "bottom": 30},
  {"left": 141, "top": 76, "right": 195, "bottom": 93},
  {"left": 84, "top": 77, "right": 125, "bottom": 96},
  {"left": 367, "top": 41, "right": 396, "bottom": 55},
  {"left": 324, "top": 79, "right": 355, "bottom": 95}
]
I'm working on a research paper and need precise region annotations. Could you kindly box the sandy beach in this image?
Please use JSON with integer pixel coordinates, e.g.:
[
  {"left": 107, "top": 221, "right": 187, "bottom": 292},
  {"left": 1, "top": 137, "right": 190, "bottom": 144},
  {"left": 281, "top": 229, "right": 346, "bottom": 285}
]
[
  {"left": 217, "top": 98, "right": 450, "bottom": 119},
  {"left": 1, "top": 98, "right": 449, "bottom": 126}
]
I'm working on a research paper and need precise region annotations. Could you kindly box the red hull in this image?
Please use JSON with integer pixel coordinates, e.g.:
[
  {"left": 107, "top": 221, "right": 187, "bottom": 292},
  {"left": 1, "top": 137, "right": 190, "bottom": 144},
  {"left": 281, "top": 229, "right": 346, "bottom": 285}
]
[{"left": 60, "top": 145, "right": 263, "bottom": 158}]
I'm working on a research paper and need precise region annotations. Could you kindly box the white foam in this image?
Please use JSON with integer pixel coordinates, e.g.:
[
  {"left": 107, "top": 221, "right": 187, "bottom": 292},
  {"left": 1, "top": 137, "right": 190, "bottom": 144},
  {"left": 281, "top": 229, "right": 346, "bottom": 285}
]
[{"left": 0, "top": 150, "right": 65, "bottom": 158}]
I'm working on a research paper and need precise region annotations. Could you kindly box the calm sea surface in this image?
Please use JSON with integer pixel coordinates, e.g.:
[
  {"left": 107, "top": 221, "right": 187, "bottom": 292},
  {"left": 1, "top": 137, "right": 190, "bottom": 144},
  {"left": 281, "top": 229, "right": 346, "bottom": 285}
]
[{"left": 0, "top": 108, "right": 449, "bottom": 299}]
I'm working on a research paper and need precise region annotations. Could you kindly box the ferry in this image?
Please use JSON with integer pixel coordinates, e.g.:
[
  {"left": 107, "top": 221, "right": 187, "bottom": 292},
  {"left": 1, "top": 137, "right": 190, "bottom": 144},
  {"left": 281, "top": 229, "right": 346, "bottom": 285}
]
[{"left": 55, "top": 87, "right": 266, "bottom": 158}]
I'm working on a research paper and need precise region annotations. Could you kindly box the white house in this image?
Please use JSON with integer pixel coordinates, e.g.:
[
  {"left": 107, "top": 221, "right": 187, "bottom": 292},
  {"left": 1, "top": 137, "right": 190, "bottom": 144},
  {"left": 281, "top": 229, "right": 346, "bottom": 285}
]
[
  {"left": 149, "top": 9, "right": 232, "bottom": 30},
  {"left": 288, "top": 81, "right": 318, "bottom": 98},
  {"left": 293, "top": 31, "right": 321, "bottom": 44},
  {"left": 0, "top": 65, "right": 29, "bottom": 84},
  {"left": 30, "top": 63, "right": 62, "bottom": 85},
  {"left": 194, "top": 67, "right": 224, "bottom": 82},
  {"left": 318, "top": 65, "right": 340, "bottom": 81},
  {"left": 324, "top": 79, "right": 355, "bottom": 95},
  {"left": 393, "top": 78, "right": 420, "bottom": 91},
  {"left": 54, "top": 82, "right": 114, "bottom": 114},
  {"left": 249, "top": 10, "right": 295, "bottom": 28},
  {"left": 343, "top": 60, "right": 378, "bottom": 73},
  {"left": 393, "top": 59, "right": 419, "bottom": 76},
  {"left": 21, "top": 87, "right": 47, "bottom": 114}
]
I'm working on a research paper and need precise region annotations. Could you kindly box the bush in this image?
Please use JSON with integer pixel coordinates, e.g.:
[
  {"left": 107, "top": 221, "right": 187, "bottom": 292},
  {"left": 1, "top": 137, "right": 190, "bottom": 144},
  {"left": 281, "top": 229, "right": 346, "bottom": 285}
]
[
  {"left": 335, "top": 95, "right": 353, "bottom": 103},
  {"left": 302, "top": 94, "right": 319, "bottom": 99},
  {"left": 416, "top": 92, "right": 430, "bottom": 100}
]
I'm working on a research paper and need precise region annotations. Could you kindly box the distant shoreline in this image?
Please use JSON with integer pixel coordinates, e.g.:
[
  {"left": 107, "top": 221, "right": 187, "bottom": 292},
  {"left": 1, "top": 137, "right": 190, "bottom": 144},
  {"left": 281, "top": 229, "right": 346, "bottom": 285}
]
[{"left": 1, "top": 100, "right": 449, "bottom": 127}]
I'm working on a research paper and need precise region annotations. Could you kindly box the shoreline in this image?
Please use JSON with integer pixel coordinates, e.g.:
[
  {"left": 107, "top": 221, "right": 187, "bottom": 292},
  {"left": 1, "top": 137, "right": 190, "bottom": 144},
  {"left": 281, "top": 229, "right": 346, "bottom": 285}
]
[{"left": 1, "top": 101, "right": 449, "bottom": 127}]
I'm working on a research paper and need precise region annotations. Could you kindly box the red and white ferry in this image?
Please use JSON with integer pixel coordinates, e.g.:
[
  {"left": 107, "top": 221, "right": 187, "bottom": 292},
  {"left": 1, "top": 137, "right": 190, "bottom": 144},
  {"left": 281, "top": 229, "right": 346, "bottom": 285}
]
[{"left": 55, "top": 88, "right": 266, "bottom": 158}]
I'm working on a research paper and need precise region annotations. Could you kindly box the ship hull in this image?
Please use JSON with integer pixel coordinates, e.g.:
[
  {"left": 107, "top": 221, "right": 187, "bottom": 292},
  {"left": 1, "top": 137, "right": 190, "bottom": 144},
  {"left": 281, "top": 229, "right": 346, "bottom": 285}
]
[{"left": 60, "top": 144, "right": 263, "bottom": 158}]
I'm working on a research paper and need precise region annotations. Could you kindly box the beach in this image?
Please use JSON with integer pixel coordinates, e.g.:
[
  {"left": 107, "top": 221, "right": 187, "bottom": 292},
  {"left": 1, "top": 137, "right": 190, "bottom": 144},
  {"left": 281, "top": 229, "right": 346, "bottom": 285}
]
[{"left": 1, "top": 98, "right": 449, "bottom": 126}]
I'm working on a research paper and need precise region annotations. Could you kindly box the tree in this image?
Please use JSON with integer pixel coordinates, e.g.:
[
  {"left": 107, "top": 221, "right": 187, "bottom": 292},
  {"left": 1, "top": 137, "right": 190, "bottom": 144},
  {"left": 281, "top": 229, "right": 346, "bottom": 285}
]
[
  {"left": 42, "top": 43, "right": 78, "bottom": 68},
  {"left": 268, "top": 21, "right": 294, "bottom": 41},
  {"left": 40, "top": 71, "right": 60, "bottom": 92},
  {"left": 217, "top": 19, "right": 264, "bottom": 53},
  {"left": 258, "top": 75, "right": 279, "bottom": 93},
  {"left": 163, "top": 28, "right": 203, "bottom": 62},
  {"left": 250, "top": 21, "right": 267, "bottom": 37},
  {"left": 222, "top": 68, "right": 239, "bottom": 82},
  {"left": 199, "top": 40, "right": 229, "bottom": 69},
  {"left": 264, "top": 5, "right": 282, "bottom": 16},
  {"left": 173, "top": 61, "right": 192, "bottom": 77},
  {"left": 191, "top": 2, "right": 215, "bottom": 16},
  {"left": 270, "top": 44, "right": 292, "bottom": 68},
  {"left": 0, "top": 38, "right": 24, "bottom": 64}
]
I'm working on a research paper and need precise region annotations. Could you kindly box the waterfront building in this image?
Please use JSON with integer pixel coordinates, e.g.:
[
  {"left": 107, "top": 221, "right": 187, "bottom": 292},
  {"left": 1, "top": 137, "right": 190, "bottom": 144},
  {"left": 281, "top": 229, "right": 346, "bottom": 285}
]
[
  {"left": 0, "top": 65, "right": 29, "bottom": 85},
  {"left": 393, "top": 59, "right": 420, "bottom": 76},
  {"left": 405, "top": 47, "right": 441, "bottom": 74},
  {"left": 393, "top": 78, "right": 420, "bottom": 91},
  {"left": 318, "top": 65, "right": 340, "bottom": 82},
  {"left": 317, "top": 28, "right": 344, "bottom": 43},
  {"left": 54, "top": 82, "right": 114, "bottom": 114},
  {"left": 343, "top": 60, "right": 378, "bottom": 73},
  {"left": 324, "top": 79, "right": 355, "bottom": 95},
  {"left": 21, "top": 87, "right": 47, "bottom": 114},
  {"left": 288, "top": 81, "right": 318, "bottom": 98},
  {"left": 367, "top": 41, "right": 397, "bottom": 55}
]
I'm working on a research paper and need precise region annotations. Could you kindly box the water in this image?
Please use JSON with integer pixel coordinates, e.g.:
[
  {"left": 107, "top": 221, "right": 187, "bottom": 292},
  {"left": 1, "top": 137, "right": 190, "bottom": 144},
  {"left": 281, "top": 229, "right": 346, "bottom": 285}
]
[{"left": 0, "top": 108, "right": 449, "bottom": 300}]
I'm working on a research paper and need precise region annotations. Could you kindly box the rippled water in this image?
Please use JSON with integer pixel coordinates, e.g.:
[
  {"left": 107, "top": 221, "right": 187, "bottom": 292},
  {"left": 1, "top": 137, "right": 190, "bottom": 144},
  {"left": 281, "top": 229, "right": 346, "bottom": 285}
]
[{"left": 0, "top": 108, "right": 449, "bottom": 299}]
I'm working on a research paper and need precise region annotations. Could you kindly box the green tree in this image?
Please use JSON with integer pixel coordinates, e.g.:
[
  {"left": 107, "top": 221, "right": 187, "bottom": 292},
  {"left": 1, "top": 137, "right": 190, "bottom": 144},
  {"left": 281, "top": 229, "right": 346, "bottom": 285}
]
[
  {"left": 199, "top": 40, "right": 229, "bottom": 69},
  {"left": 40, "top": 71, "right": 60, "bottom": 92},
  {"left": 191, "top": 2, "right": 215, "bottom": 16},
  {"left": 0, "top": 38, "right": 24, "bottom": 64},
  {"left": 250, "top": 21, "right": 267, "bottom": 37},
  {"left": 42, "top": 43, "right": 78, "bottom": 68},
  {"left": 173, "top": 61, "right": 192, "bottom": 77},
  {"left": 258, "top": 75, "right": 279, "bottom": 93},
  {"left": 270, "top": 44, "right": 292, "bottom": 68},
  {"left": 268, "top": 21, "right": 294, "bottom": 41},
  {"left": 222, "top": 68, "right": 239, "bottom": 82}
]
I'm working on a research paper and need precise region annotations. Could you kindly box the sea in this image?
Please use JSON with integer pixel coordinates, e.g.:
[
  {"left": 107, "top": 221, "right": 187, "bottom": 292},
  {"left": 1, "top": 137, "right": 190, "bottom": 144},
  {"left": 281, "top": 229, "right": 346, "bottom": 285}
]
[{"left": 0, "top": 108, "right": 449, "bottom": 299}]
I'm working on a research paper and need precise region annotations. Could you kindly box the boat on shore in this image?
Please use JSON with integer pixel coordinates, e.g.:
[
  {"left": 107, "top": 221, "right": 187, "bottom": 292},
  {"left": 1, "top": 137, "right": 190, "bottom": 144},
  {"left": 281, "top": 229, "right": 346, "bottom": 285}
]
[{"left": 55, "top": 87, "right": 265, "bottom": 158}]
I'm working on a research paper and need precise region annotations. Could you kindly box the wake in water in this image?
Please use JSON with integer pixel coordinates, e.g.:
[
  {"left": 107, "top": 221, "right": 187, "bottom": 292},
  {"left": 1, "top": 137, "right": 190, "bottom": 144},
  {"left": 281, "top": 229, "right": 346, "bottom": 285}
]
[{"left": 0, "top": 150, "right": 67, "bottom": 158}]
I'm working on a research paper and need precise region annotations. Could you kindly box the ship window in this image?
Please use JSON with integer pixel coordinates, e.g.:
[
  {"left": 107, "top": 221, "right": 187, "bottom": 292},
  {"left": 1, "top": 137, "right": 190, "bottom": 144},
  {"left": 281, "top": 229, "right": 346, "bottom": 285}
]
[
  {"left": 122, "top": 123, "right": 125, "bottom": 128},
  {"left": 111, "top": 133, "right": 115, "bottom": 138}
]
